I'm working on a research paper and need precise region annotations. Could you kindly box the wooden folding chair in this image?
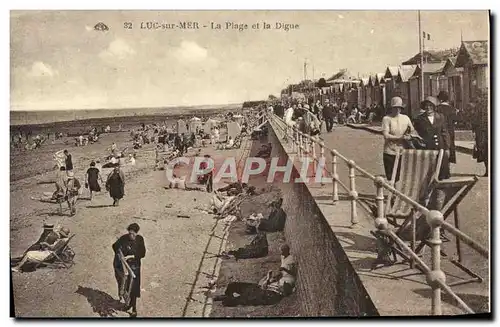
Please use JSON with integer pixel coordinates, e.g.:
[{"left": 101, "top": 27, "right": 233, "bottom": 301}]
[
  {"left": 371, "top": 149, "right": 444, "bottom": 268},
  {"left": 34, "top": 234, "right": 76, "bottom": 269},
  {"left": 413, "top": 175, "right": 482, "bottom": 286},
  {"left": 118, "top": 249, "right": 136, "bottom": 307}
]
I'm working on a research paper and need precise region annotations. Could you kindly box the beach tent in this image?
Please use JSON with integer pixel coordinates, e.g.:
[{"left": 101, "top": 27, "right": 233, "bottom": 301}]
[
  {"left": 226, "top": 121, "right": 241, "bottom": 141},
  {"left": 177, "top": 119, "right": 188, "bottom": 134},
  {"left": 203, "top": 118, "right": 219, "bottom": 134},
  {"left": 189, "top": 117, "right": 203, "bottom": 133}
]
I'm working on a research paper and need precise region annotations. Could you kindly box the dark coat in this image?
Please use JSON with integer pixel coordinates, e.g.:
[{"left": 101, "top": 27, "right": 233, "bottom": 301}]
[
  {"left": 413, "top": 112, "right": 451, "bottom": 179},
  {"left": 436, "top": 103, "right": 457, "bottom": 163},
  {"left": 113, "top": 234, "right": 146, "bottom": 298}
]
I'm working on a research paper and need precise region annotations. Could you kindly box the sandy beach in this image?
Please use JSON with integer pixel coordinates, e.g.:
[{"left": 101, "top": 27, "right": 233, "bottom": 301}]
[{"left": 10, "top": 125, "right": 248, "bottom": 317}]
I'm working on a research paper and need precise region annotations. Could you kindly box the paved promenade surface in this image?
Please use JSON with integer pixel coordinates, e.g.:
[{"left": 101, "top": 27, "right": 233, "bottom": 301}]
[{"left": 272, "top": 122, "right": 489, "bottom": 315}]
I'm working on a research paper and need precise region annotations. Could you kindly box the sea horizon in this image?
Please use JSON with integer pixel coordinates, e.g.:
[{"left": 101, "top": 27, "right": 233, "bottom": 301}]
[{"left": 10, "top": 103, "right": 244, "bottom": 126}]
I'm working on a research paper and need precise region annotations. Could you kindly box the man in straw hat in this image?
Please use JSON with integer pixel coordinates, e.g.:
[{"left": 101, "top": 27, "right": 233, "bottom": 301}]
[{"left": 381, "top": 96, "right": 416, "bottom": 182}]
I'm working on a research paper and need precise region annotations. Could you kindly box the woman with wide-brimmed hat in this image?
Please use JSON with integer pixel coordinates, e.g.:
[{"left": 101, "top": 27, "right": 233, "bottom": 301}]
[
  {"left": 413, "top": 96, "right": 451, "bottom": 180},
  {"left": 381, "top": 96, "right": 416, "bottom": 182}
]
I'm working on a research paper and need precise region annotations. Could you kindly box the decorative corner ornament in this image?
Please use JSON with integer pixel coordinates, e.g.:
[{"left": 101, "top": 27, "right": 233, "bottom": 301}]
[{"left": 94, "top": 22, "right": 109, "bottom": 31}]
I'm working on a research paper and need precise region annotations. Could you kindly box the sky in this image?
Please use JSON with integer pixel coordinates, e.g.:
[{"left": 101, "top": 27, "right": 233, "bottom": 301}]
[{"left": 10, "top": 10, "right": 489, "bottom": 110}]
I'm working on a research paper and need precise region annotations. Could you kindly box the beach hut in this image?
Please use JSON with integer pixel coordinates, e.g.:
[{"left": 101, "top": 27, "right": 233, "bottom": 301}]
[
  {"left": 395, "top": 65, "right": 417, "bottom": 117},
  {"left": 176, "top": 119, "right": 188, "bottom": 134},
  {"left": 189, "top": 117, "right": 202, "bottom": 133},
  {"left": 442, "top": 57, "right": 464, "bottom": 110},
  {"left": 455, "top": 40, "right": 488, "bottom": 107},
  {"left": 203, "top": 118, "right": 219, "bottom": 134},
  {"left": 384, "top": 66, "right": 400, "bottom": 105}
]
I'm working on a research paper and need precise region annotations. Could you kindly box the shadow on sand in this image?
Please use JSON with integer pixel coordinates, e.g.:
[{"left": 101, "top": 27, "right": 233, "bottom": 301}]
[
  {"left": 75, "top": 285, "right": 124, "bottom": 317},
  {"left": 86, "top": 204, "right": 115, "bottom": 209}
]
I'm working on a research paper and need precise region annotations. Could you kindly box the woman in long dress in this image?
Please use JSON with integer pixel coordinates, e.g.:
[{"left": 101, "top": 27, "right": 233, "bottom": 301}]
[
  {"left": 112, "top": 223, "right": 146, "bottom": 317},
  {"left": 106, "top": 166, "right": 125, "bottom": 206},
  {"left": 86, "top": 161, "right": 103, "bottom": 201}
]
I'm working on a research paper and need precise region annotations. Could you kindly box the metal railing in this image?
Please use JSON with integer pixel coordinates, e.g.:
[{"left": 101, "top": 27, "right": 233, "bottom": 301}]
[{"left": 265, "top": 112, "right": 488, "bottom": 315}]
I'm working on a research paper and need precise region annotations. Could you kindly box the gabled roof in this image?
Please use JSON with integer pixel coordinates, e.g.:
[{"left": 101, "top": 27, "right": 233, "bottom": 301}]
[
  {"left": 410, "top": 62, "right": 447, "bottom": 78},
  {"left": 375, "top": 73, "right": 386, "bottom": 86},
  {"left": 326, "top": 69, "right": 357, "bottom": 82},
  {"left": 360, "top": 77, "right": 369, "bottom": 86},
  {"left": 455, "top": 40, "right": 488, "bottom": 67},
  {"left": 442, "top": 57, "right": 457, "bottom": 74},
  {"left": 402, "top": 49, "right": 458, "bottom": 65},
  {"left": 385, "top": 66, "right": 400, "bottom": 79},
  {"left": 397, "top": 65, "right": 417, "bottom": 82},
  {"left": 368, "top": 75, "right": 377, "bottom": 87}
]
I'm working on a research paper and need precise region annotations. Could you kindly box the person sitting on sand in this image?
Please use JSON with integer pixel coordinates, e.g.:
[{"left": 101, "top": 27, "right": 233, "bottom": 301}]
[
  {"left": 212, "top": 244, "right": 296, "bottom": 307},
  {"left": 225, "top": 137, "right": 234, "bottom": 149},
  {"left": 218, "top": 231, "right": 268, "bottom": 261},
  {"left": 12, "top": 227, "right": 71, "bottom": 272},
  {"left": 210, "top": 191, "right": 236, "bottom": 214},
  {"left": 128, "top": 154, "right": 136, "bottom": 165},
  {"left": 217, "top": 182, "right": 251, "bottom": 196},
  {"left": 31, "top": 167, "right": 68, "bottom": 214}
]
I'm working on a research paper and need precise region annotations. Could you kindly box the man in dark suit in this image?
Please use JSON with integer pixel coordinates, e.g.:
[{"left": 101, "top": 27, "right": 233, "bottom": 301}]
[
  {"left": 413, "top": 96, "right": 451, "bottom": 180},
  {"left": 436, "top": 91, "right": 457, "bottom": 164},
  {"left": 322, "top": 98, "right": 334, "bottom": 132}
]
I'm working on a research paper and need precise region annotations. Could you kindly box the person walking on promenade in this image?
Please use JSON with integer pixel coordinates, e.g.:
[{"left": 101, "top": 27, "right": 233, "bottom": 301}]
[
  {"left": 471, "top": 101, "right": 489, "bottom": 177},
  {"left": 436, "top": 91, "right": 458, "bottom": 164},
  {"left": 112, "top": 223, "right": 146, "bottom": 317},
  {"left": 284, "top": 103, "right": 296, "bottom": 127},
  {"left": 322, "top": 98, "right": 334, "bottom": 132},
  {"left": 106, "top": 166, "right": 125, "bottom": 206},
  {"left": 413, "top": 96, "right": 451, "bottom": 181},
  {"left": 86, "top": 161, "right": 104, "bottom": 201},
  {"left": 381, "top": 97, "right": 416, "bottom": 183},
  {"left": 414, "top": 97, "right": 452, "bottom": 236}
]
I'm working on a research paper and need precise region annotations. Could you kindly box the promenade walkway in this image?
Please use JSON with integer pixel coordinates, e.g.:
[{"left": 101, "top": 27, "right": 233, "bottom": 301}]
[{"left": 270, "top": 122, "right": 489, "bottom": 315}]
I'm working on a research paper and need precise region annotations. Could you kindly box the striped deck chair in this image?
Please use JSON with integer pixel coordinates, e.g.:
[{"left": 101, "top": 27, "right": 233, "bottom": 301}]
[{"left": 371, "top": 149, "right": 443, "bottom": 268}]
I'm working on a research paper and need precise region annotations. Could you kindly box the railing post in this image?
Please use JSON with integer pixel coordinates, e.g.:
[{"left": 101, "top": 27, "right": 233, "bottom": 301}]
[
  {"left": 374, "top": 177, "right": 385, "bottom": 221},
  {"left": 331, "top": 150, "right": 339, "bottom": 204},
  {"left": 311, "top": 137, "right": 317, "bottom": 160},
  {"left": 298, "top": 132, "right": 304, "bottom": 158},
  {"left": 304, "top": 135, "right": 310, "bottom": 156},
  {"left": 319, "top": 141, "right": 325, "bottom": 186},
  {"left": 426, "top": 210, "right": 445, "bottom": 316},
  {"left": 292, "top": 127, "right": 297, "bottom": 153},
  {"left": 348, "top": 160, "right": 359, "bottom": 227}
]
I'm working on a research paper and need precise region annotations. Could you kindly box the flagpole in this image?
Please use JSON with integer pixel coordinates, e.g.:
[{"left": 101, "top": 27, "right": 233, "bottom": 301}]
[{"left": 418, "top": 10, "right": 424, "bottom": 101}]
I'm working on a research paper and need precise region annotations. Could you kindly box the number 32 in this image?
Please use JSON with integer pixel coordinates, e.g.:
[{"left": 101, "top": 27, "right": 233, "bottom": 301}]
[{"left": 124, "top": 22, "right": 133, "bottom": 29}]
